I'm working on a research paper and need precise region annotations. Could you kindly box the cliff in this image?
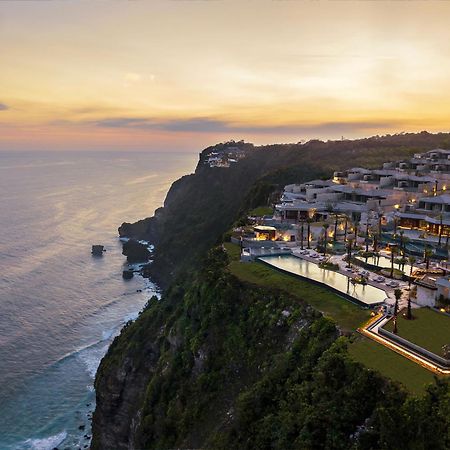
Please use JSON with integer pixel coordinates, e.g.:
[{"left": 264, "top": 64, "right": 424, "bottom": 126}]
[
  {"left": 92, "top": 247, "right": 450, "bottom": 449},
  {"left": 119, "top": 132, "right": 450, "bottom": 287}
]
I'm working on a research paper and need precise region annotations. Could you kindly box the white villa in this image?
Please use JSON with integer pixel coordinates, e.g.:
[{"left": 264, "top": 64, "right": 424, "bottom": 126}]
[{"left": 276, "top": 148, "right": 450, "bottom": 236}]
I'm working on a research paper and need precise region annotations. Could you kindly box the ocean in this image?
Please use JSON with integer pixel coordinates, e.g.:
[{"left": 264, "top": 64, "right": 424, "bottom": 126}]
[{"left": 0, "top": 151, "right": 197, "bottom": 450}]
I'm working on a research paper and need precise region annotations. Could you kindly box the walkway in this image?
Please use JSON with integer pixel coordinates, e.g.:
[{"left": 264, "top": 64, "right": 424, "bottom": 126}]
[{"left": 359, "top": 314, "right": 450, "bottom": 375}]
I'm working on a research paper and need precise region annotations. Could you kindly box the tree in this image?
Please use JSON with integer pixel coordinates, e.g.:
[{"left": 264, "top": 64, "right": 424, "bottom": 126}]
[
  {"left": 406, "top": 291, "right": 413, "bottom": 320},
  {"left": 322, "top": 223, "right": 330, "bottom": 256},
  {"left": 365, "top": 218, "right": 371, "bottom": 253},
  {"left": 390, "top": 245, "right": 398, "bottom": 278},
  {"left": 333, "top": 212, "right": 339, "bottom": 242},
  {"left": 393, "top": 288, "right": 402, "bottom": 334},
  {"left": 424, "top": 245, "right": 433, "bottom": 270},
  {"left": 372, "top": 233, "right": 378, "bottom": 253},
  {"left": 298, "top": 219, "right": 305, "bottom": 250},
  {"left": 346, "top": 238, "right": 353, "bottom": 268},
  {"left": 399, "top": 230, "right": 405, "bottom": 254},
  {"left": 343, "top": 215, "right": 349, "bottom": 242},
  {"left": 353, "top": 220, "right": 359, "bottom": 251},
  {"left": 438, "top": 213, "right": 443, "bottom": 247},
  {"left": 306, "top": 217, "right": 313, "bottom": 249}
]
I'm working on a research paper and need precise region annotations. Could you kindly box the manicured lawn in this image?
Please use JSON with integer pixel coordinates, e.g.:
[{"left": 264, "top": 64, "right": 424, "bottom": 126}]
[
  {"left": 223, "top": 242, "right": 241, "bottom": 260},
  {"left": 224, "top": 242, "right": 441, "bottom": 393},
  {"left": 383, "top": 308, "right": 450, "bottom": 356},
  {"left": 224, "top": 242, "right": 370, "bottom": 332},
  {"left": 248, "top": 206, "right": 274, "bottom": 217},
  {"left": 349, "top": 336, "right": 439, "bottom": 395}
]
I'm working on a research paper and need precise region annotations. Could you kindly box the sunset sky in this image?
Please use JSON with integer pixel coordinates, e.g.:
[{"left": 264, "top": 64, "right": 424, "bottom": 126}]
[{"left": 1, "top": 1, "right": 450, "bottom": 151}]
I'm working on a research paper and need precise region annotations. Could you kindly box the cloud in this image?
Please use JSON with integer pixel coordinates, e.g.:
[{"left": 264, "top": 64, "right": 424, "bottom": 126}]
[
  {"left": 91, "top": 116, "right": 396, "bottom": 136},
  {"left": 124, "top": 72, "right": 142, "bottom": 83},
  {"left": 0, "top": 103, "right": 8, "bottom": 111},
  {"left": 122, "top": 72, "right": 155, "bottom": 87}
]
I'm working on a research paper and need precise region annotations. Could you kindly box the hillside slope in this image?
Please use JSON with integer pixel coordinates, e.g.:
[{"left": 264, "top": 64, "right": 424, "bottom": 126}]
[{"left": 92, "top": 248, "right": 450, "bottom": 449}]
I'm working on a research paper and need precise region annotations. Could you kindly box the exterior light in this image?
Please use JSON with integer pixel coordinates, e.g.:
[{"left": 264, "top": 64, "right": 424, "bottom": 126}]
[
  {"left": 394, "top": 204, "right": 400, "bottom": 210},
  {"left": 443, "top": 186, "right": 447, "bottom": 191}
]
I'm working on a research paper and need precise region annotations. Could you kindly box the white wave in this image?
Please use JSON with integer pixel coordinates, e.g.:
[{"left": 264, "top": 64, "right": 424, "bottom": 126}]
[
  {"left": 77, "top": 342, "right": 110, "bottom": 378},
  {"left": 123, "top": 311, "right": 139, "bottom": 323},
  {"left": 21, "top": 430, "right": 67, "bottom": 450}
]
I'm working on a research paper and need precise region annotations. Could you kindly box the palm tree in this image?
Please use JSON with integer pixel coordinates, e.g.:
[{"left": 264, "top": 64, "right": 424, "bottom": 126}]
[
  {"left": 424, "top": 245, "right": 433, "bottom": 270},
  {"left": 299, "top": 219, "right": 305, "bottom": 250},
  {"left": 365, "top": 218, "right": 371, "bottom": 253},
  {"left": 390, "top": 245, "right": 398, "bottom": 278},
  {"left": 346, "top": 238, "right": 353, "bottom": 268},
  {"left": 353, "top": 220, "right": 359, "bottom": 251},
  {"left": 343, "top": 215, "right": 349, "bottom": 242},
  {"left": 322, "top": 223, "right": 330, "bottom": 256},
  {"left": 393, "top": 288, "right": 402, "bottom": 334},
  {"left": 406, "top": 291, "right": 413, "bottom": 320},
  {"left": 399, "top": 230, "right": 405, "bottom": 254},
  {"left": 438, "top": 213, "right": 443, "bottom": 247},
  {"left": 373, "top": 233, "right": 379, "bottom": 253},
  {"left": 306, "top": 217, "right": 312, "bottom": 249},
  {"left": 333, "top": 213, "right": 339, "bottom": 242}
]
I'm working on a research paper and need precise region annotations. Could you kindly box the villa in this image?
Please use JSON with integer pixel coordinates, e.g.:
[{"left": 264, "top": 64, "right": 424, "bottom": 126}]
[{"left": 246, "top": 148, "right": 450, "bottom": 308}]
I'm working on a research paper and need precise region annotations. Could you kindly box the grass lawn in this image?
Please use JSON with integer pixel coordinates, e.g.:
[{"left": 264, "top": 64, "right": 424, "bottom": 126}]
[
  {"left": 223, "top": 242, "right": 370, "bottom": 332},
  {"left": 383, "top": 308, "right": 450, "bottom": 356},
  {"left": 223, "top": 243, "right": 440, "bottom": 394},
  {"left": 248, "top": 206, "right": 274, "bottom": 217},
  {"left": 349, "top": 336, "right": 439, "bottom": 395}
]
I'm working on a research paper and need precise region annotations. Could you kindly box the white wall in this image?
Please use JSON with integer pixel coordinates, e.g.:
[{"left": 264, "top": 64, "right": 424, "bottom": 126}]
[{"left": 415, "top": 286, "right": 436, "bottom": 307}]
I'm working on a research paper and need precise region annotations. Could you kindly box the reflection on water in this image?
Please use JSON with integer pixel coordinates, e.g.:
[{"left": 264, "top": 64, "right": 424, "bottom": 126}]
[
  {"left": 356, "top": 255, "right": 413, "bottom": 274},
  {"left": 259, "top": 255, "right": 387, "bottom": 305},
  {"left": 0, "top": 150, "right": 198, "bottom": 449}
]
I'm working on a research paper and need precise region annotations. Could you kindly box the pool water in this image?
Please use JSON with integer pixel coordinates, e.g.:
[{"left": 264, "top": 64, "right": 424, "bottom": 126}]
[{"left": 259, "top": 255, "right": 387, "bottom": 306}]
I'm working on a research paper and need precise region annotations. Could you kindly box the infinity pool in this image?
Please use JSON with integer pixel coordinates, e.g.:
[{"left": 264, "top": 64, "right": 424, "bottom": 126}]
[
  {"left": 355, "top": 255, "right": 413, "bottom": 274},
  {"left": 259, "top": 255, "right": 387, "bottom": 306}
]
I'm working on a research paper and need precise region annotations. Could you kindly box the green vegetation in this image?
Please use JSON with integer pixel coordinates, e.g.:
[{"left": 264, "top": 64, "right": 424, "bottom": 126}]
[
  {"left": 383, "top": 308, "right": 450, "bottom": 356},
  {"left": 349, "top": 336, "right": 439, "bottom": 395},
  {"left": 248, "top": 206, "right": 274, "bottom": 217},
  {"left": 224, "top": 243, "right": 370, "bottom": 332},
  {"left": 94, "top": 247, "right": 450, "bottom": 449},
  {"left": 318, "top": 261, "right": 340, "bottom": 271}
]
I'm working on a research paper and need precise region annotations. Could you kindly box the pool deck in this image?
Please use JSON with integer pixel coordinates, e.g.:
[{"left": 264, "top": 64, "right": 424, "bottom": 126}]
[{"left": 291, "top": 249, "right": 410, "bottom": 308}]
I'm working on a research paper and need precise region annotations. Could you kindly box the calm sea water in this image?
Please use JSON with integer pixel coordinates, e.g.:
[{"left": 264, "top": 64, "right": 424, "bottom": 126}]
[{"left": 0, "top": 151, "right": 197, "bottom": 450}]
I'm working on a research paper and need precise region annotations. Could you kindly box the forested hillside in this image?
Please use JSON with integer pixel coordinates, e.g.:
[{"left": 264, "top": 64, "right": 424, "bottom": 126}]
[{"left": 92, "top": 248, "right": 450, "bottom": 449}]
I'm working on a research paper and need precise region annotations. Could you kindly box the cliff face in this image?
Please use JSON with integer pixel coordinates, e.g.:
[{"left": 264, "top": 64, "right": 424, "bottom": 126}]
[
  {"left": 118, "top": 133, "right": 450, "bottom": 287},
  {"left": 92, "top": 248, "right": 329, "bottom": 449},
  {"left": 92, "top": 248, "right": 450, "bottom": 449}
]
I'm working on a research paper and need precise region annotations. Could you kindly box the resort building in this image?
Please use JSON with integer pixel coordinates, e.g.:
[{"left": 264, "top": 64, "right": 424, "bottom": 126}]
[{"left": 276, "top": 148, "right": 450, "bottom": 239}]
